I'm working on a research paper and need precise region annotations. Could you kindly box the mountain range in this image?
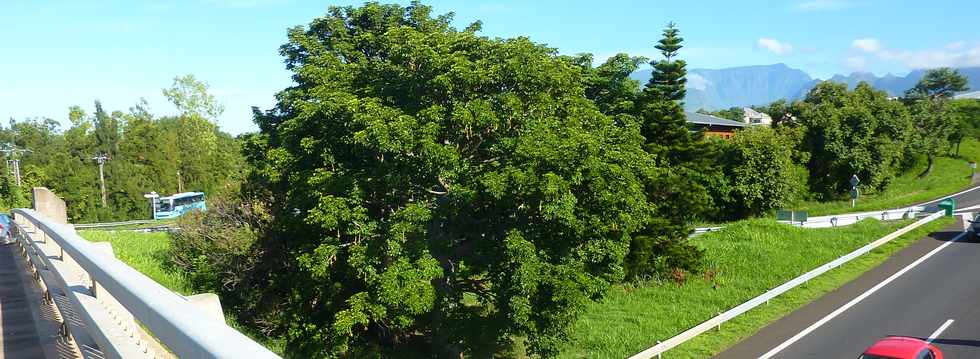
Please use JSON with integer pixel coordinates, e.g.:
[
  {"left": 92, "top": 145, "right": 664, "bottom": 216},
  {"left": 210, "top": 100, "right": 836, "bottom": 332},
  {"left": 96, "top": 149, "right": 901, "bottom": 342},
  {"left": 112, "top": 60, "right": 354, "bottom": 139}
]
[{"left": 629, "top": 64, "right": 980, "bottom": 111}]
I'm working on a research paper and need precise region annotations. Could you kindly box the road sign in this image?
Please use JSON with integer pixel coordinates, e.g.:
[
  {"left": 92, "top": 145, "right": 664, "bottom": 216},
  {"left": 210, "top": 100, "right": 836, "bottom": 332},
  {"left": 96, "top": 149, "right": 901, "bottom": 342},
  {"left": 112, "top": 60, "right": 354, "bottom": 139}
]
[
  {"left": 849, "top": 174, "right": 860, "bottom": 187},
  {"left": 776, "top": 210, "right": 809, "bottom": 223},
  {"left": 850, "top": 187, "right": 859, "bottom": 199}
]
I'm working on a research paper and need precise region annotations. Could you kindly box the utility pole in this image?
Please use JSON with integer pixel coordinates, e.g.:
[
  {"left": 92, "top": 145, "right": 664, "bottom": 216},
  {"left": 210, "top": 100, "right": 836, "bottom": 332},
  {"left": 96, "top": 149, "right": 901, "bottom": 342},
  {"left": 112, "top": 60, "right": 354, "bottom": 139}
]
[
  {"left": 1, "top": 144, "right": 31, "bottom": 186},
  {"left": 177, "top": 170, "right": 183, "bottom": 193},
  {"left": 93, "top": 154, "right": 110, "bottom": 206}
]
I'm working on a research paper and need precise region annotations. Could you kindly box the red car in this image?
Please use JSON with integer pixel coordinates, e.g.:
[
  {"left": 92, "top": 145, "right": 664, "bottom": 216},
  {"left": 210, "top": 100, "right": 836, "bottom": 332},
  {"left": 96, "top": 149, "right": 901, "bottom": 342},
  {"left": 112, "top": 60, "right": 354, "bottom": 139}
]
[{"left": 859, "top": 336, "right": 943, "bottom": 359}]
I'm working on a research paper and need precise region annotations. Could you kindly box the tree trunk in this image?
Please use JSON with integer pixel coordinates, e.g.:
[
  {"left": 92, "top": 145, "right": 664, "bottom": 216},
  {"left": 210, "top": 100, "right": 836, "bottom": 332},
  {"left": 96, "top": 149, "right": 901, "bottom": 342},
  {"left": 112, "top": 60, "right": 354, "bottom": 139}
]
[{"left": 919, "top": 154, "right": 935, "bottom": 178}]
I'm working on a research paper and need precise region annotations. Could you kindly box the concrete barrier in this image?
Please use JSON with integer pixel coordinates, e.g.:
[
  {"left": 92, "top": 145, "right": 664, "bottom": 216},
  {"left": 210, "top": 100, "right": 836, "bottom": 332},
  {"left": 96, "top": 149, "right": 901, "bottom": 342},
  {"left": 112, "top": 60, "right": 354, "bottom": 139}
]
[{"left": 32, "top": 187, "right": 67, "bottom": 225}]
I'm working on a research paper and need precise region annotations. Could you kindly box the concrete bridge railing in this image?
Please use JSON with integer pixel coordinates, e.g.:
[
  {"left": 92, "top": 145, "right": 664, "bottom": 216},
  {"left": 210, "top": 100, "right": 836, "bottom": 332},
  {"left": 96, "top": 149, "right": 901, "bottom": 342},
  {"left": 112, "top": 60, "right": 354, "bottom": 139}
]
[{"left": 10, "top": 187, "right": 280, "bottom": 359}]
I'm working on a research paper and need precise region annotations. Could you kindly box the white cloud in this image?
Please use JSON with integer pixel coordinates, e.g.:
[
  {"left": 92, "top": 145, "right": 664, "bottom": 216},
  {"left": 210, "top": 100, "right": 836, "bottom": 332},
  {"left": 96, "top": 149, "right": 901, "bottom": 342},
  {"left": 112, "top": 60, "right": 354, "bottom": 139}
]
[
  {"left": 852, "top": 39, "right": 980, "bottom": 69},
  {"left": 795, "top": 0, "right": 856, "bottom": 11},
  {"left": 851, "top": 38, "right": 882, "bottom": 53},
  {"left": 757, "top": 38, "right": 793, "bottom": 56},
  {"left": 687, "top": 73, "right": 711, "bottom": 91}
]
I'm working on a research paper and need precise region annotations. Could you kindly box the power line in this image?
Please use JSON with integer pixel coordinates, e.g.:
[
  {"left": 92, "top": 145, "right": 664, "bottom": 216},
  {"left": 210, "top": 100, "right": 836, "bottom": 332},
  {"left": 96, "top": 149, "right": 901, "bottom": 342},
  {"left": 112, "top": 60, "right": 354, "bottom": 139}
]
[{"left": 0, "top": 144, "right": 32, "bottom": 186}]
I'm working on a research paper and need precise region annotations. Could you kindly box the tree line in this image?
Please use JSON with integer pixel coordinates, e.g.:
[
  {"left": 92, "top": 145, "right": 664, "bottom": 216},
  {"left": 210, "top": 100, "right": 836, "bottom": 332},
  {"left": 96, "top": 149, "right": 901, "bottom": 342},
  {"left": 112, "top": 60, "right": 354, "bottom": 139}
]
[
  {"left": 165, "top": 2, "right": 978, "bottom": 358},
  {"left": 5, "top": 1, "right": 974, "bottom": 356},
  {"left": 0, "top": 75, "right": 244, "bottom": 223}
]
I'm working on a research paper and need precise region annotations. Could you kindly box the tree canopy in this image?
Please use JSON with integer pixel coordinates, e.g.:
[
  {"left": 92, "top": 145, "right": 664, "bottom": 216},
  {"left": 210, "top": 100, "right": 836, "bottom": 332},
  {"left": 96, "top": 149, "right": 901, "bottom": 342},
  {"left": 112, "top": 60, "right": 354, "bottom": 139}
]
[{"left": 240, "top": 2, "right": 662, "bottom": 356}]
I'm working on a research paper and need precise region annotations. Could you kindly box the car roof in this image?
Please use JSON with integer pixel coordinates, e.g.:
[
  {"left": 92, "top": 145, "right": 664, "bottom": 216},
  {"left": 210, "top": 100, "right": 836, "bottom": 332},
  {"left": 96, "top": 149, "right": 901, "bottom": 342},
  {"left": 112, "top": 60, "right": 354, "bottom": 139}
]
[{"left": 864, "top": 336, "right": 929, "bottom": 357}]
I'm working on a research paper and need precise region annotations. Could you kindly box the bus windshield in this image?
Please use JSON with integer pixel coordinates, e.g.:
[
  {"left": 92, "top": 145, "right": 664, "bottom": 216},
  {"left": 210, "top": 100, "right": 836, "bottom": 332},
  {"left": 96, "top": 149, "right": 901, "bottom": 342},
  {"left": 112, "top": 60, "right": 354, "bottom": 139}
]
[{"left": 157, "top": 200, "right": 173, "bottom": 212}]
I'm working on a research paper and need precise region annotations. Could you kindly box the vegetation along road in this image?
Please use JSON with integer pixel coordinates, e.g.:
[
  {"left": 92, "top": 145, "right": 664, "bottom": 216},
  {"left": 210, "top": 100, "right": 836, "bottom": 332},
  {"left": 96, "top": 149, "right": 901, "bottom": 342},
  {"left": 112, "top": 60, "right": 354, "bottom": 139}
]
[{"left": 4, "top": 1, "right": 980, "bottom": 357}]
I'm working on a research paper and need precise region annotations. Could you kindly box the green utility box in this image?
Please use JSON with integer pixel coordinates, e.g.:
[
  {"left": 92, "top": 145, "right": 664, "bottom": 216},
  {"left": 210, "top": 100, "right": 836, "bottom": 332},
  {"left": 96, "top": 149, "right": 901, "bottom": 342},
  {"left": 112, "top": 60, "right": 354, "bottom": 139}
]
[{"left": 938, "top": 198, "right": 957, "bottom": 216}]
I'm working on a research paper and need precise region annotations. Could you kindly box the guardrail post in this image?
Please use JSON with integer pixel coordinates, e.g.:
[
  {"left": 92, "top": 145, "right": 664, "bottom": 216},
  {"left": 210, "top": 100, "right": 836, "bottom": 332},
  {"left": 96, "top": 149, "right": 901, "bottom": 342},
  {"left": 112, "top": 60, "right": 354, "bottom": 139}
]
[{"left": 88, "top": 242, "right": 144, "bottom": 354}]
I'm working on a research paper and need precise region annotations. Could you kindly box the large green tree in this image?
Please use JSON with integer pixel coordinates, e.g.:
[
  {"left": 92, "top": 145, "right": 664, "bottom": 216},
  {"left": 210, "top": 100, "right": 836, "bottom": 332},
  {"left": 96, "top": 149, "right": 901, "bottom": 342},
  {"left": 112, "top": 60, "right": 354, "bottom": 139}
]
[
  {"left": 721, "top": 127, "right": 801, "bottom": 217},
  {"left": 904, "top": 68, "right": 970, "bottom": 175},
  {"left": 949, "top": 99, "right": 980, "bottom": 154},
  {"left": 797, "top": 82, "right": 913, "bottom": 197},
  {"left": 238, "top": 2, "right": 659, "bottom": 356}
]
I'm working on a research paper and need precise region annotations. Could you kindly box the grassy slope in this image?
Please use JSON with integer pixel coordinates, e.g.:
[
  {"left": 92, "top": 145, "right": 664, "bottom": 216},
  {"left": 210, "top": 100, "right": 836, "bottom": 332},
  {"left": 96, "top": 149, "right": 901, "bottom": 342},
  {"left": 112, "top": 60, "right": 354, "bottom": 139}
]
[
  {"left": 793, "top": 139, "right": 980, "bottom": 216},
  {"left": 80, "top": 230, "right": 191, "bottom": 295},
  {"left": 79, "top": 230, "right": 287, "bottom": 354},
  {"left": 560, "top": 216, "right": 954, "bottom": 358}
]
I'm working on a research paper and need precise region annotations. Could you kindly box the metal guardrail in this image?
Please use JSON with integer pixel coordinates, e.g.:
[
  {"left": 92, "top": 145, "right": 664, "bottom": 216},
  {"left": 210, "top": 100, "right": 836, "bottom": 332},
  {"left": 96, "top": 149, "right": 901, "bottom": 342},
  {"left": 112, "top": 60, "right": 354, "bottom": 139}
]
[
  {"left": 787, "top": 207, "right": 924, "bottom": 229},
  {"left": 74, "top": 220, "right": 156, "bottom": 229},
  {"left": 11, "top": 208, "right": 280, "bottom": 359},
  {"left": 689, "top": 226, "right": 724, "bottom": 238},
  {"left": 629, "top": 211, "right": 945, "bottom": 359},
  {"left": 692, "top": 206, "right": 925, "bottom": 236}
]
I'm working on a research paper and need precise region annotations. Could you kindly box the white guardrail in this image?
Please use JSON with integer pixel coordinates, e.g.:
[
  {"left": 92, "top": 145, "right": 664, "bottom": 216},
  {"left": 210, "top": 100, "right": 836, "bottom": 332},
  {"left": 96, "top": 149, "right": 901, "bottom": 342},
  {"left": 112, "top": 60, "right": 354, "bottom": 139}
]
[
  {"left": 789, "top": 206, "right": 925, "bottom": 229},
  {"left": 11, "top": 208, "right": 280, "bottom": 359},
  {"left": 630, "top": 211, "right": 946, "bottom": 359},
  {"left": 691, "top": 206, "right": 926, "bottom": 237},
  {"left": 74, "top": 220, "right": 157, "bottom": 229}
]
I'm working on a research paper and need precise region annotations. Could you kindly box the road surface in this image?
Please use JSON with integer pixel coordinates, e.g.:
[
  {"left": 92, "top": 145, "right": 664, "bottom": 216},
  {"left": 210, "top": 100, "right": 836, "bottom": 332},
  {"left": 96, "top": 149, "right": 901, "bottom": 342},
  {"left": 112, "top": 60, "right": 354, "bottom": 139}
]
[{"left": 716, "top": 184, "right": 980, "bottom": 358}]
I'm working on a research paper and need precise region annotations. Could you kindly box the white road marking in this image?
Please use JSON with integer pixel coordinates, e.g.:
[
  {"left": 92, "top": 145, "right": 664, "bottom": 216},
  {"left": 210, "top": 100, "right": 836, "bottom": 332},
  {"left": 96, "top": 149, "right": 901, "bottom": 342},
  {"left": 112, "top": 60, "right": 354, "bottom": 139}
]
[
  {"left": 759, "top": 231, "right": 968, "bottom": 359},
  {"left": 926, "top": 319, "right": 954, "bottom": 344},
  {"left": 955, "top": 204, "right": 980, "bottom": 212},
  {"left": 920, "top": 184, "right": 980, "bottom": 206}
]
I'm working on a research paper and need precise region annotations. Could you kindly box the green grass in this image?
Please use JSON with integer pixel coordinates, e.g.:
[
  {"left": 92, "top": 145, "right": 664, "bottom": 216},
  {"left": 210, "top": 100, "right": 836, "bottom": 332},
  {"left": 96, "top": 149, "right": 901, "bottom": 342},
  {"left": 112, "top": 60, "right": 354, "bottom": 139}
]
[
  {"left": 79, "top": 230, "right": 287, "bottom": 355},
  {"left": 559, "top": 216, "right": 955, "bottom": 358},
  {"left": 791, "top": 139, "right": 980, "bottom": 216},
  {"left": 79, "top": 218, "right": 179, "bottom": 231},
  {"left": 80, "top": 230, "right": 191, "bottom": 295}
]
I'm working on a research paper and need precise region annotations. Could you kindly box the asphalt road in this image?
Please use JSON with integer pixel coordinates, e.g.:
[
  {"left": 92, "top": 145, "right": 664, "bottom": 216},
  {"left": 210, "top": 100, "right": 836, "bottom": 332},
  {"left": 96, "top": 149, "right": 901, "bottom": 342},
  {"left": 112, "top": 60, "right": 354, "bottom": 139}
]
[{"left": 715, "top": 184, "right": 980, "bottom": 358}]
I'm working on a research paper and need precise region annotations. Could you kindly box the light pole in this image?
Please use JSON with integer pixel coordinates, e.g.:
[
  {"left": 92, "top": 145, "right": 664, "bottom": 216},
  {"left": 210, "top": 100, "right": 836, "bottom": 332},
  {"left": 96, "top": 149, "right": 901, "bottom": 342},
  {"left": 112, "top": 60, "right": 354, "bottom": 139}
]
[
  {"left": 143, "top": 192, "right": 159, "bottom": 220},
  {"left": 1, "top": 144, "right": 32, "bottom": 186},
  {"left": 92, "top": 154, "right": 110, "bottom": 206}
]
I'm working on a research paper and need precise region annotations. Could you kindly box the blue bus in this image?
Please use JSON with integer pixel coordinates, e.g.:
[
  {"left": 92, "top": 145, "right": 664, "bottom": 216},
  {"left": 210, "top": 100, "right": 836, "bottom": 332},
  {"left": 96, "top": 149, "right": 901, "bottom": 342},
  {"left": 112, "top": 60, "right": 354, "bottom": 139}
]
[{"left": 154, "top": 192, "right": 206, "bottom": 219}]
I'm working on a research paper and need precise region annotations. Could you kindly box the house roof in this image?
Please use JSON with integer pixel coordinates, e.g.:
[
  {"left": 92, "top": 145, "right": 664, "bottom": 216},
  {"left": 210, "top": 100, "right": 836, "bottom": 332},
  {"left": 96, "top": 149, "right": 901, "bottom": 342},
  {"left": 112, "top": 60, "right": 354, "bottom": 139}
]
[
  {"left": 955, "top": 91, "right": 980, "bottom": 99},
  {"left": 742, "top": 107, "right": 771, "bottom": 119},
  {"left": 685, "top": 112, "right": 748, "bottom": 128}
]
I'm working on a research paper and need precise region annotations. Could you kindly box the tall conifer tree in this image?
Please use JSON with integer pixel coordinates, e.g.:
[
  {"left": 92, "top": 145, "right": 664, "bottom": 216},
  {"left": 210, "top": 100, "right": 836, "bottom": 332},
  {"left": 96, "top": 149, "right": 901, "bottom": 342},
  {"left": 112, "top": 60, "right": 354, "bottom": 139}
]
[{"left": 639, "top": 22, "right": 699, "bottom": 164}]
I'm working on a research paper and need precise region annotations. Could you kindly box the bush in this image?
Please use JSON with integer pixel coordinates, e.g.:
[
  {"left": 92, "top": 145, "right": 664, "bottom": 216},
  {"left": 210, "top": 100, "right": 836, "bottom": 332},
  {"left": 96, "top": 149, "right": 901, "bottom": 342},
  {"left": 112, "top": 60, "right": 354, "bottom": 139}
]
[
  {"left": 624, "top": 233, "right": 705, "bottom": 281},
  {"left": 720, "top": 126, "right": 802, "bottom": 218},
  {"left": 168, "top": 196, "right": 268, "bottom": 315}
]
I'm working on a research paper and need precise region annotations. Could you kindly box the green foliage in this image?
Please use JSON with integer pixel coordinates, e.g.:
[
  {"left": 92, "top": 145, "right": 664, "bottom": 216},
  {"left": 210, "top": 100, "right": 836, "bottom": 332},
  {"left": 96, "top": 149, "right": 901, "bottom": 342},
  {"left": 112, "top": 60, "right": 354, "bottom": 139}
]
[
  {"left": 576, "top": 53, "right": 647, "bottom": 116},
  {"left": 950, "top": 99, "right": 980, "bottom": 154},
  {"left": 162, "top": 74, "right": 226, "bottom": 121},
  {"left": 239, "top": 2, "right": 660, "bottom": 357},
  {"left": 905, "top": 67, "right": 969, "bottom": 99},
  {"left": 721, "top": 127, "right": 801, "bottom": 217},
  {"left": 169, "top": 197, "right": 265, "bottom": 310},
  {"left": 795, "top": 82, "right": 913, "bottom": 199},
  {"left": 903, "top": 68, "right": 970, "bottom": 176},
  {"left": 0, "top": 78, "right": 243, "bottom": 222},
  {"left": 793, "top": 138, "right": 980, "bottom": 215},
  {"left": 638, "top": 22, "right": 693, "bottom": 163}
]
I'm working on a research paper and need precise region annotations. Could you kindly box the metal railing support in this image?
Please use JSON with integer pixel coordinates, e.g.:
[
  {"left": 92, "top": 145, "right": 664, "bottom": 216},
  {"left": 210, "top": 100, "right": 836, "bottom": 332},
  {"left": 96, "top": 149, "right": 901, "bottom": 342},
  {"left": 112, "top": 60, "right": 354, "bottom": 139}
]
[{"left": 12, "top": 207, "right": 280, "bottom": 359}]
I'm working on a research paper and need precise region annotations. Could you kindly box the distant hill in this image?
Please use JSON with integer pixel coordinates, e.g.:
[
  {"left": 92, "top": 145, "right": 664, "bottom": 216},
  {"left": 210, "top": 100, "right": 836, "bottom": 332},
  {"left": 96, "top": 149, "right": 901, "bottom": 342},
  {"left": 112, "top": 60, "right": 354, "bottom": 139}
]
[
  {"left": 629, "top": 64, "right": 980, "bottom": 111},
  {"left": 814, "top": 67, "right": 980, "bottom": 97}
]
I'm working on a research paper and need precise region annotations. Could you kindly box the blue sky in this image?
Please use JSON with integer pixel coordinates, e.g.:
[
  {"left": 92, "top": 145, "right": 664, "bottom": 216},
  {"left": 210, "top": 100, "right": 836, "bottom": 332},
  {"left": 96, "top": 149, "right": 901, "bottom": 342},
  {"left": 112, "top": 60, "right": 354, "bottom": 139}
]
[{"left": 2, "top": 0, "right": 979, "bottom": 134}]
